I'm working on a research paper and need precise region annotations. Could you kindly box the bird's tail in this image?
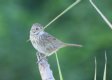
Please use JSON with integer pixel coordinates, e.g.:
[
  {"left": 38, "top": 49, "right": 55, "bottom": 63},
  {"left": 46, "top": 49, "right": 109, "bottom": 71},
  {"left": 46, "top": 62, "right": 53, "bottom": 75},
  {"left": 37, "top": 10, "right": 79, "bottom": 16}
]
[{"left": 64, "top": 43, "right": 82, "bottom": 47}]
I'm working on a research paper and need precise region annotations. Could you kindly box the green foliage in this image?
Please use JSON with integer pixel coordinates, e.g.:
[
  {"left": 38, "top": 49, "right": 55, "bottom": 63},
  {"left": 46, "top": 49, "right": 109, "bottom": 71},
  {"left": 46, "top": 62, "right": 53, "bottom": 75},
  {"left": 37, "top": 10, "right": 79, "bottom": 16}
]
[{"left": 0, "top": 0, "right": 112, "bottom": 80}]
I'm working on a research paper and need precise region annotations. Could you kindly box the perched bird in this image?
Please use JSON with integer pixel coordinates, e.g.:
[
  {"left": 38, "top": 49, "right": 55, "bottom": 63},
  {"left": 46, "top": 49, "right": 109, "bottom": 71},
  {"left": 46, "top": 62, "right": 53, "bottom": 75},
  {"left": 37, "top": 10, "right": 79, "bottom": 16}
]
[{"left": 30, "top": 23, "right": 82, "bottom": 57}]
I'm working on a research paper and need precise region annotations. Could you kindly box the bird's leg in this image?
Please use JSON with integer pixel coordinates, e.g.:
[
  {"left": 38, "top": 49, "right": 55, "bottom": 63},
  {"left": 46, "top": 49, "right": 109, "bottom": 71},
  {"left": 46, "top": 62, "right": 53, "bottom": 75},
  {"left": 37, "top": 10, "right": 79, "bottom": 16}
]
[{"left": 36, "top": 52, "right": 48, "bottom": 63}]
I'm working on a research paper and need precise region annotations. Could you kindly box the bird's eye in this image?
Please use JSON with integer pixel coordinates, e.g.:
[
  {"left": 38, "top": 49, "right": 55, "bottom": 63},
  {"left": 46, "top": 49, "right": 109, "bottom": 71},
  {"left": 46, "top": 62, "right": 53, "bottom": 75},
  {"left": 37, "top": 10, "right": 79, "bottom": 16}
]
[{"left": 36, "top": 28, "right": 38, "bottom": 30}]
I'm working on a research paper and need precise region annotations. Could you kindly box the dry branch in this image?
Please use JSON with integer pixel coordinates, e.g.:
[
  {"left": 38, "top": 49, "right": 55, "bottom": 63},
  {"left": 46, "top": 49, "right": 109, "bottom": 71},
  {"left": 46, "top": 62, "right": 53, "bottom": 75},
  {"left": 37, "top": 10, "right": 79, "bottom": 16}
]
[{"left": 36, "top": 52, "right": 55, "bottom": 80}]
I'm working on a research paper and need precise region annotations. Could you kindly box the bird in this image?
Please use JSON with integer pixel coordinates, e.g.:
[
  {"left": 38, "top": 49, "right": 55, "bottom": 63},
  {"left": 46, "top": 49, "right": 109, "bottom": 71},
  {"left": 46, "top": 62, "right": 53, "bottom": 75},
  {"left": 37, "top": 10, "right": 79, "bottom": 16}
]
[{"left": 30, "top": 23, "right": 82, "bottom": 57}]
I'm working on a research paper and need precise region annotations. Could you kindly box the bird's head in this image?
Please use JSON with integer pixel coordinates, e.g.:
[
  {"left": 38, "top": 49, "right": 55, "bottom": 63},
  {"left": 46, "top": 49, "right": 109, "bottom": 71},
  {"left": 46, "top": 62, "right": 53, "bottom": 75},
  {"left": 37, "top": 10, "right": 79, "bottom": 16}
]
[{"left": 30, "top": 23, "right": 44, "bottom": 35}]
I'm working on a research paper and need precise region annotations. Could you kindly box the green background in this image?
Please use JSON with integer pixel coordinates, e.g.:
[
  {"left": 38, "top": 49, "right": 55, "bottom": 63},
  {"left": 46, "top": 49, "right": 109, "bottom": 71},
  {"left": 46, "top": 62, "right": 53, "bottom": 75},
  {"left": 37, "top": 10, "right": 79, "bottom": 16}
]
[{"left": 0, "top": 0, "right": 112, "bottom": 80}]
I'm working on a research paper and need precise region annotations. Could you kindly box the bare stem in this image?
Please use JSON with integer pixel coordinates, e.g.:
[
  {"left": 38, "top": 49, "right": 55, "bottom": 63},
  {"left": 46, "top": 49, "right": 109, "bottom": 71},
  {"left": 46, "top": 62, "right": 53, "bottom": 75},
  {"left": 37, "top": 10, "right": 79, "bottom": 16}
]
[
  {"left": 55, "top": 52, "right": 63, "bottom": 80},
  {"left": 89, "top": 0, "right": 112, "bottom": 29},
  {"left": 94, "top": 57, "right": 97, "bottom": 80},
  {"left": 103, "top": 51, "right": 107, "bottom": 80},
  {"left": 44, "top": 0, "right": 81, "bottom": 29}
]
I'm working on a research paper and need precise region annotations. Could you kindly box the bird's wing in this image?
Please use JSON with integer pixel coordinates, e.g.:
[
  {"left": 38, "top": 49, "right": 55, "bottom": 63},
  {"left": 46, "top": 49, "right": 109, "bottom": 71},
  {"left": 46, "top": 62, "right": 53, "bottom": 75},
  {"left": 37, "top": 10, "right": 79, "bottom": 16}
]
[{"left": 41, "top": 32, "right": 64, "bottom": 49}]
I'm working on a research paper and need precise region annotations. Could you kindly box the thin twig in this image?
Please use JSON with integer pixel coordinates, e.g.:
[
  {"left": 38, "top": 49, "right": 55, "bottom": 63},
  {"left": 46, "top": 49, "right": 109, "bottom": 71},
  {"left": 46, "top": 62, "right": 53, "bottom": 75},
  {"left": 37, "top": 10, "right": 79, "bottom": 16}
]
[
  {"left": 94, "top": 57, "right": 97, "bottom": 80},
  {"left": 103, "top": 51, "right": 107, "bottom": 80},
  {"left": 55, "top": 52, "right": 63, "bottom": 80},
  {"left": 89, "top": 0, "right": 112, "bottom": 29},
  {"left": 44, "top": 0, "right": 81, "bottom": 29}
]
